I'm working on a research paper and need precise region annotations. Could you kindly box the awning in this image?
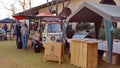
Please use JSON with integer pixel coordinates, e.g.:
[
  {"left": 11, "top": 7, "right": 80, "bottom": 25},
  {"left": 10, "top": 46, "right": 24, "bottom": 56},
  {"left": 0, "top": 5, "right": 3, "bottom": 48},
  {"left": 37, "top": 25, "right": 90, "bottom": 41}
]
[
  {"left": 13, "top": 14, "right": 38, "bottom": 20},
  {"left": 13, "top": 12, "right": 62, "bottom": 24},
  {"left": 13, "top": 16, "right": 26, "bottom": 20}
]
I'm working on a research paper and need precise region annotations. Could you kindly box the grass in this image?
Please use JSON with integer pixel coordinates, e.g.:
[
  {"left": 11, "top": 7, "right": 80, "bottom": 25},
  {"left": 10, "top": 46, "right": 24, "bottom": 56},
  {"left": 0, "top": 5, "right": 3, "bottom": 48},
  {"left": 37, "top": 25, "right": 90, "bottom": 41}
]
[
  {"left": 0, "top": 40, "right": 75, "bottom": 68},
  {"left": 0, "top": 40, "right": 120, "bottom": 68}
]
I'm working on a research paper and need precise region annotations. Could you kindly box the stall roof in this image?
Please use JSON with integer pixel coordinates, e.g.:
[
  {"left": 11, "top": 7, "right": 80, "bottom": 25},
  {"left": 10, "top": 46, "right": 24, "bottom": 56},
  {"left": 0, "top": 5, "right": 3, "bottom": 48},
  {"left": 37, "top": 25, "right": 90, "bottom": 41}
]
[{"left": 66, "top": 2, "right": 120, "bottom": 22}]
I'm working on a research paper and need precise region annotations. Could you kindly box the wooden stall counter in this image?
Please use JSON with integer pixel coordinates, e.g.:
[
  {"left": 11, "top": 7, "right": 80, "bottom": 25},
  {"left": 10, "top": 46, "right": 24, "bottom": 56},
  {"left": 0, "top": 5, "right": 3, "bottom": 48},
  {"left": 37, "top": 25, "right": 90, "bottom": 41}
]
[{"left": 71, "top": 39, "right": 98, "bottom": 68}]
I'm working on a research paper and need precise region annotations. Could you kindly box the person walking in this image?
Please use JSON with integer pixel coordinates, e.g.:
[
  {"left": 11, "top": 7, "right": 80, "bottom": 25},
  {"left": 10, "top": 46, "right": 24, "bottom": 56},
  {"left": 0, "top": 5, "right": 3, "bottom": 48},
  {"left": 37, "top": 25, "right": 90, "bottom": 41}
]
[{"left": 21, "top": 23, "right": 29, "bottom": 49}]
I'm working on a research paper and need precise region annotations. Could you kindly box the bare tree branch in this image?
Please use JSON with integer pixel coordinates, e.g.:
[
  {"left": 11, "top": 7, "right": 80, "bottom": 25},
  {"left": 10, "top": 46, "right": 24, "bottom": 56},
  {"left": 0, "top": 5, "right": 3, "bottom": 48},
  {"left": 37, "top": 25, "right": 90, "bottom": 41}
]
[
  {"left": 0, "top": 1, "right": 11, "bottom": 11},
  {"left": 0, "top": 1, "right": 17, "bottom": 15},
  {"left": 16, "top": 0, "right": 26, "bottom": 11},
  {"left": 0, "top": 0, "right": 31, "bottom": 18}
]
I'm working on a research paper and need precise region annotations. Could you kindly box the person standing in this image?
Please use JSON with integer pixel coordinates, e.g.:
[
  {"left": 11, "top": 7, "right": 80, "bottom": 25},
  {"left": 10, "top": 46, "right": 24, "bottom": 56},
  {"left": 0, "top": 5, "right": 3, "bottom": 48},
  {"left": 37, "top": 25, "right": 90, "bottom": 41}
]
[
  {"left": 21, "top": 23, "right": 29, "bottom": 49},
  {"left": 2, "top": 24, "right": 8, "bottom": 40},
  {"left": 1, "top": 27, "right": 5, "bottom": 40},
  {"left": 9, "top": 23, "right": 14, "bottom": 40},
  {"left": 15, "top": 22, "right": 21, "bottom": 44}
]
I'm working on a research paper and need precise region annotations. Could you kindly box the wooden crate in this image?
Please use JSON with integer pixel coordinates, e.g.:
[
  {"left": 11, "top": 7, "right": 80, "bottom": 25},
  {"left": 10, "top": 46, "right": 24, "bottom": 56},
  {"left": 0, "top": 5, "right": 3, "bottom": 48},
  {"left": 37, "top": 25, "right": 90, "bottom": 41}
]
[
  {"left": 105, "top": 52, "right": 120, "bottom": 65},
  {"left": 44, "top": 42, "right": 65, "bottom": 64},
  {"left": 71, "top": 40, "right": 98, "bottom": 68}
]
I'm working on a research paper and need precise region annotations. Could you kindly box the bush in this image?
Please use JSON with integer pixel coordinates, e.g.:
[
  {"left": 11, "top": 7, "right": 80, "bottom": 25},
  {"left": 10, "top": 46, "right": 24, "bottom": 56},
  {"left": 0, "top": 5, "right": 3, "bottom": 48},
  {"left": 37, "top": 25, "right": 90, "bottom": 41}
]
[
  {"left": 88, "top": 29, "right": 95, "bottom": 38},
  {"left": 76, "top": 23, "right": 91, "bottom": 30},
  {"left": 99, "top": 28, "right": 106, "bottom": 40},
  {"left": 114, "top": 28, "right": 120, "bottom": 40},
  {"left": 99, "top": 28, "right": 120, "bottom": 40}
]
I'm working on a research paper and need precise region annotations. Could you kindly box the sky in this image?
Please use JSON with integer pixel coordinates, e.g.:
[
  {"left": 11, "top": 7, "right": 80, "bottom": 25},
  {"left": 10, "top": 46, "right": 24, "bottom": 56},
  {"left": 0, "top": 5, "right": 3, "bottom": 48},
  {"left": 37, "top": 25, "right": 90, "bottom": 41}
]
[{"left": 0, "top": 0, "right": 51, "bottom": 19}]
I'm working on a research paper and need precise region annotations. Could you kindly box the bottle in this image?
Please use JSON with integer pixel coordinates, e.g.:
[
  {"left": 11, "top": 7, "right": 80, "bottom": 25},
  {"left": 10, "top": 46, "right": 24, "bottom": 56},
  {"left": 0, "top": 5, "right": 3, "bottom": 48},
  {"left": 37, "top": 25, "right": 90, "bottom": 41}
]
[{"left": 102, "top": 52, "right": 107, "bottom": 61}]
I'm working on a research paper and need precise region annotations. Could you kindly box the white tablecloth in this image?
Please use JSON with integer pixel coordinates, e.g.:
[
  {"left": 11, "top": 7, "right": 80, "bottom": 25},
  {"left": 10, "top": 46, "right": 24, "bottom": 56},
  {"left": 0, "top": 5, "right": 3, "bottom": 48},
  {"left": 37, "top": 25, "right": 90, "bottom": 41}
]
[{"left": 98, "top": 41, "right": 120, "bottom": 54}]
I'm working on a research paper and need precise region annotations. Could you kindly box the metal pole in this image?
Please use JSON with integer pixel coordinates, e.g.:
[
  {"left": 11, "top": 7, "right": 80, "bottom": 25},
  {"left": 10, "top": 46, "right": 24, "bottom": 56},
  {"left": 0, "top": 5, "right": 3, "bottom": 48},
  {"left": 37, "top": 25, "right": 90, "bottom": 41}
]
[{"left": 104, "top": 19, "right": 114, "bottom": 68}]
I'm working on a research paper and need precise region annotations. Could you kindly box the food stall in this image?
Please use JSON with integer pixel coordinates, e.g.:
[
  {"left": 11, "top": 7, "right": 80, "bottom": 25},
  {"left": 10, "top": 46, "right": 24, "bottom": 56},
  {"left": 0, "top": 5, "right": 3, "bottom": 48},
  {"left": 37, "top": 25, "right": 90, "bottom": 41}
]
[{"left": 13, "top": 13, "right": 65, "bottom": 63}]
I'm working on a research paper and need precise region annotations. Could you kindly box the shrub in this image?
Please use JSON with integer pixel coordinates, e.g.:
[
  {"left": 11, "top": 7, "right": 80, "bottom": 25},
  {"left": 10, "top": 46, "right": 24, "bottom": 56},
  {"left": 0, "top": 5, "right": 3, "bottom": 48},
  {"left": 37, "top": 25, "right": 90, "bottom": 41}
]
[
  {"left": 88, "top": 29, "right": 95, "bottom": 38},
  {"left": 99, "top": 28, "right": 120, "bottom": 40},
  {"left": 76, "top": 23, "right": 91, "bottom": 30},
  {"left": 114, "top": 28, "right": 120, "bottom": 40},
  {"left": 99, "top": 28, "right": 106, "bottom": 40}
]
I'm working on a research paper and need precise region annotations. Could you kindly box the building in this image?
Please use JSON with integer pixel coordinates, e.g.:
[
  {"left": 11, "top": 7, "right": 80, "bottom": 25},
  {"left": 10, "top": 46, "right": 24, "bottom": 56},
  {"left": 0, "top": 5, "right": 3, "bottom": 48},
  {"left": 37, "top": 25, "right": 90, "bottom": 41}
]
[{"left": 13, "top": 0, "right": 120, "bottom": 28}]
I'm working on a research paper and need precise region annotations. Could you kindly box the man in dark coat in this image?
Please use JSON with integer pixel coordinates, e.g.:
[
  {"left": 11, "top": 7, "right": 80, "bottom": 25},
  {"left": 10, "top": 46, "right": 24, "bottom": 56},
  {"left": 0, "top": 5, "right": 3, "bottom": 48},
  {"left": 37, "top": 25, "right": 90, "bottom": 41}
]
[{"left": 15, "top": 22, "right": 21, "bottom": 43}]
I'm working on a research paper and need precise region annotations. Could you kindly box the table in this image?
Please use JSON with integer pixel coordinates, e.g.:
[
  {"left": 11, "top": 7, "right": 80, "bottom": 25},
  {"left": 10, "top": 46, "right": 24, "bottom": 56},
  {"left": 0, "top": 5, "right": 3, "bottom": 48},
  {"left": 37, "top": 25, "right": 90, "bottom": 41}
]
[
  {"left": 98, "top": 40, "right": 120, "bottom": 64},
  {"left": 98, "top": 41, "right": 120, "bottom": 54},
  {"left": 68, "top": 39, "right": 120, "bottom": 54}
]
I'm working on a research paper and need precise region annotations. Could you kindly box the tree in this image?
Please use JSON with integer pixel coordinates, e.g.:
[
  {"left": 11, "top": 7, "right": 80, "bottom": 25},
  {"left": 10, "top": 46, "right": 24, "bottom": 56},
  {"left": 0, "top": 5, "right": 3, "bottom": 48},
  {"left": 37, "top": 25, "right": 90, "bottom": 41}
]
[
  {"left": 0, "top": 1, "right": 16, "bottom": 15},
  {"left": 16, "top": 0, "right": 30, "bottom": 11},
  {"left": 0, "top": 0, "right": 30, "bottom": 17},
  {"left": 46, "top": 0, "right": 71, "bottom": 17}
]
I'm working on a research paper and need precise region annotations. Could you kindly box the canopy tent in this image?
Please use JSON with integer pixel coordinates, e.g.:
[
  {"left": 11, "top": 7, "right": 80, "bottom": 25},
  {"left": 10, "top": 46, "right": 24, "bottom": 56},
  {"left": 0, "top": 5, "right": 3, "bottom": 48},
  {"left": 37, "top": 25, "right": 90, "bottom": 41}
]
[
  {"left": 0, "top": 18, "right": 19, "bottom": 23},
  {"left": 66, "top": 2, "right": 120, "bottom": 22},
  {"left": 63, "top": 2, "right": 120, "bottom": 68}
]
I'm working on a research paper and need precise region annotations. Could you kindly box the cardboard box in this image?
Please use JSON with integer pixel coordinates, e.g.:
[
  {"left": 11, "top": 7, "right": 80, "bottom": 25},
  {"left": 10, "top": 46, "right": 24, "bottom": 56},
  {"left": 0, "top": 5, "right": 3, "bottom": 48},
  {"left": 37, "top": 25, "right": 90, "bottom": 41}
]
[{"left": 105, "top": 52, "right": 120, "bottom": 65}]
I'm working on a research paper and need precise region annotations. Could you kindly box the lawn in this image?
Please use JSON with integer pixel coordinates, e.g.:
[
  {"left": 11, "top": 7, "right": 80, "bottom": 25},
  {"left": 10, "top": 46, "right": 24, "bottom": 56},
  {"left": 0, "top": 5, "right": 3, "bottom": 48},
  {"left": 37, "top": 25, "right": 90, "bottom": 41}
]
[{"left": 0, "top": 40, "right": 120, "bottom": 68}]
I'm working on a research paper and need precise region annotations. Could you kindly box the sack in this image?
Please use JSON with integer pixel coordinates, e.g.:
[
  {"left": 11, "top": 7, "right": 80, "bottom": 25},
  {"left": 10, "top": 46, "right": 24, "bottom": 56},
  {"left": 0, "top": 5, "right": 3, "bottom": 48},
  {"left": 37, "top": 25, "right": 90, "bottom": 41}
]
[{"left": 17, "top": 41, "right": 22, "bottom": 49}]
